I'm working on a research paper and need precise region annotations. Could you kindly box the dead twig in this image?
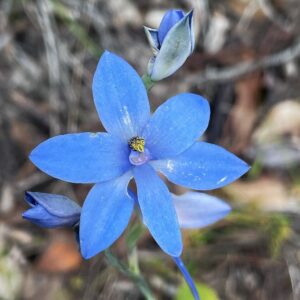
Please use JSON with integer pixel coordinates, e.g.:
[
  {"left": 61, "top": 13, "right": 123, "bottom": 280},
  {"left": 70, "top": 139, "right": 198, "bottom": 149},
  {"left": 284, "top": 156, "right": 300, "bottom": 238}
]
[
  {"left": 35, "top": 0, "right": 62, "bottom": 135},
  {"left": 257, "top": 0, "right": 293, "bottom": 33},
  {"left": 190, "top": 39, "right": 300, "bottom": 86},
  {"left": 0, "top": 33, "right": 11, "bottom": 52},
  {"left": 15, "top": 172, "right": 51, "bottom": 192},
  {"left": 236, "top": 1, "right": 259, "bottom": 33}
]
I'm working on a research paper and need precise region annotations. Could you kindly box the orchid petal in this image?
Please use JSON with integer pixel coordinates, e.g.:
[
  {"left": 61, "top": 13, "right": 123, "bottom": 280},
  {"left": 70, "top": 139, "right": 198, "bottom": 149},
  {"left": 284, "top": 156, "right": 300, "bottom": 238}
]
[
  {"left": 134, "top": 164, "right": 182, "bottom": 256},
  {"left": 93, "top": 51, "right": 150, "bottom": 141},
  {"left": 173, "top": 192, "right": 231, "bottom": 228},
  {"left": 143, "top": 93, "right": 210, "bottom": 159},
  {"left": 152, "top": 142, "right": 249, "bottom": 190},
  {"left": 144, "top": 27, "right": 160, "bottom": 54},
  {"left": 80, "top": 173, "right": 134, "bottom": 259},
  {"left": 30, "top": 132, "right": 130, "bottom": 183}
]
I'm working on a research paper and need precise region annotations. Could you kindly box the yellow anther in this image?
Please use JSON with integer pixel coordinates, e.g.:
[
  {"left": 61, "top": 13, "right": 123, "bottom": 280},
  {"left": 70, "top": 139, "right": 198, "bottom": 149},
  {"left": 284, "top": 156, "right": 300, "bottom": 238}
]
[{"left": 128, "top": 137, "right": 145, "bottom": 153}]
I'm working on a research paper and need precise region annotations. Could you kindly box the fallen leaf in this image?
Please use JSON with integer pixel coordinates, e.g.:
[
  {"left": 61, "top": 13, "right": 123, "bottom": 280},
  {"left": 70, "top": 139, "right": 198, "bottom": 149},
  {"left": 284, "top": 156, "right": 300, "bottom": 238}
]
[
  {"left": 222, "top": 72, "right": 262, "bottom": 153},
  {"left": 36, "top": 232, "right": 82, "bottom": 273}
]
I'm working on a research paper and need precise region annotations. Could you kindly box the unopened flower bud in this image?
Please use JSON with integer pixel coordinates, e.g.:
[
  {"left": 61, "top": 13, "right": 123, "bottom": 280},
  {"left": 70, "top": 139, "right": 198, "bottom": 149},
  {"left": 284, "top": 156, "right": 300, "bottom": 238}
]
[
  {"left": 23, "top": 192, "right": 81, "bottom": 228},
  {"left": 145, "top": 9, "right": 194, "bottom": 81}
]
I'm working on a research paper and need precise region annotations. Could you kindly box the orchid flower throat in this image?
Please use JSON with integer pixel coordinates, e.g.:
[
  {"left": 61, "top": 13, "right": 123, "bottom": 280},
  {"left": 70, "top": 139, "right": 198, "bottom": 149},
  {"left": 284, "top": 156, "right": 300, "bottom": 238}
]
[
  {"left": 128, "top": 136, "right": 145, "bottom": 152},
  {"left": 128, "top": 136, "right": 150, "bottom": 166}
]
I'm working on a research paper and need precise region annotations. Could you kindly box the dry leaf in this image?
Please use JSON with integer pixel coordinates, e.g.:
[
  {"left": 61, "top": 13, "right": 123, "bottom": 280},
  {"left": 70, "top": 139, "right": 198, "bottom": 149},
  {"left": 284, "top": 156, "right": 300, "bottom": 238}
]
[
  {"left": 36, "top": 233, "right": 82, "bottom": 273},
  {"left": 222, "top": 72, "right": 261, "bottom": 153}
]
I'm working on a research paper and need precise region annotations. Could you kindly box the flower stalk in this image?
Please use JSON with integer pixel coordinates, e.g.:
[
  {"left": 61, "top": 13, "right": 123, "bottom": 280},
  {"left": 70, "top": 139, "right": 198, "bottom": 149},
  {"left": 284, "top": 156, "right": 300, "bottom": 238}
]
[
  {"left": 104, "top": 249, "right": 156, "bottom": 300},
  {"left": 142, "top": 73, "right": 155, "bottom": 91},
  {"left": 128, "top": 245, "right": 140, "bottom": 274},
  {"left": 126, "top": 220, "right": 147, "bottom": 277}
]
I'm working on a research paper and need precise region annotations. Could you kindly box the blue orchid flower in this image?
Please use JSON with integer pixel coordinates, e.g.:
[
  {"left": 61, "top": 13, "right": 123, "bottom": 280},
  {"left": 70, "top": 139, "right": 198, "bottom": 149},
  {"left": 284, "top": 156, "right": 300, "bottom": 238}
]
[
  {"left": 144, "top": 9, "right": 194, "bottom": 81},
  {"left": 29, "top": 51, "right": 249, "bottom": 259},
  {"left": 22, "top": 192, "right": 81, "bottom": 228}
]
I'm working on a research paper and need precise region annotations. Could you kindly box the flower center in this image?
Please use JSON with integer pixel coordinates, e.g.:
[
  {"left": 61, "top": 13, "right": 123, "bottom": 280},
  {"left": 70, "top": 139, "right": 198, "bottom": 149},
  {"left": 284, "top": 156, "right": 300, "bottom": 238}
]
[
  {"left": 128, "top": 136, "right": 145, "bottom": 153},
  {"left": 128, "top": 136, "right": 150, "bottom": 166}
]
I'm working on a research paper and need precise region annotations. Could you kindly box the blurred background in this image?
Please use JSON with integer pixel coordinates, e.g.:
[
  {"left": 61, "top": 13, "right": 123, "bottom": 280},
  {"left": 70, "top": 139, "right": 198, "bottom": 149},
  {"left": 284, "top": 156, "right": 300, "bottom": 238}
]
[{"left": 1, "top": 0, "right": 300, "bottom": 299}]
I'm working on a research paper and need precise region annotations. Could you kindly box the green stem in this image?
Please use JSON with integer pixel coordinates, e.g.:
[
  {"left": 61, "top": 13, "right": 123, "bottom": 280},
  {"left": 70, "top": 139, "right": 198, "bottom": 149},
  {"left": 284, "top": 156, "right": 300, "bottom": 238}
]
[
  {"left": 128, "top": 245, "right": 140, "bottom": 274},
  {"left": 125, "top": 220, "right": 147, "bottom": 277},
  {"left": 104, "top": 249, "right": 156, "bottom": 300},
  {"left": 142, "top": 73, "right": 155, "bottom": 91}
]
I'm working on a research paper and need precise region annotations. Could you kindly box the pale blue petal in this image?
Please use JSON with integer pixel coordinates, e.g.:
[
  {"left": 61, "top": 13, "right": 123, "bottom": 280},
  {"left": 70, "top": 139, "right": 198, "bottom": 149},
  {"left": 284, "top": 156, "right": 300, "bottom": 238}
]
[
  {"left": 151, "top": 142, "right": 250, "bottom": 190},
  {"left": 147, "top": 56, "right": 156, "bottom": 78},
  {"left": 80, "top": 173, "right": 134, "bottom": 259},
  {"left": 133, "top": 164, "right": 182, "bottom": 256},
  {"left": 92, "top": 51, "right": 150, "bottom": 141},
  {"left": 142, "top": 93, "right": 210, "bottom": 159},
  {"left": 151, "top": 11, "right": 194, "bottom": 81},
  {"left": 188, "top": 10, "right": 195, "bottom": 51},
  {"left": 158, "top": 9, "right": 185, "bottom": 45},
  {"left": 173, "top": 192, "right": 231, "bottom": 229},
  {"left": 30, "top": 132, "right": 130, "bottom": 184},
  {"left": 144, "top": 27, "right": 160, "bottom": 54}
]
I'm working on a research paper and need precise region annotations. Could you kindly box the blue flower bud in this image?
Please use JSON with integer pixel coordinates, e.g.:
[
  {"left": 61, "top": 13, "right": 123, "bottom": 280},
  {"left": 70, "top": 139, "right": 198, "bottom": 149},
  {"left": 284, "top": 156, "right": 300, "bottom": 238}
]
[
  {"left": 23, "top": 192, "right": 81, "bottom": 228},
  {"left": 145, "top": 9, "right": 194, "bottom": 81}
]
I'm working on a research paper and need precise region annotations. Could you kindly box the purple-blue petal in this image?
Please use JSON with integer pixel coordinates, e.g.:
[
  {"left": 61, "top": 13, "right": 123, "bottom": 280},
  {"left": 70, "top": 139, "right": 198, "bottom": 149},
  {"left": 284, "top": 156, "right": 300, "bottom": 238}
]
[
  {"left": 142, "top": 93, "right": 210, "bottom": 159},
  {"left": 158, "top": 9, "right": 185, "bottom": 45},
  {"left": 151, "top": 142, "right": 250, "bottom": 190},
  {"left": 80, "top": 173, "right": 134, "bottom": 259},
  {"left": 92, "top": 51, "right": 150, "bottom": 141},
  {"left": 133, "top": 164, "right": 182, "bottom": 257},
  {"left": 30, "top": 132, "right": 130, "bottom": 184},
  {"left": 144, "top": 27, "right": 160, "bottom": 52},
  {"left": 173, "top": 257, "right": 201, "bottom": 300},
  {"left": 173, "top": 192, "right": 231, "bottom": 229},
  {"left": 187, "top": 10, "right": 195, "bottom": 51}
]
